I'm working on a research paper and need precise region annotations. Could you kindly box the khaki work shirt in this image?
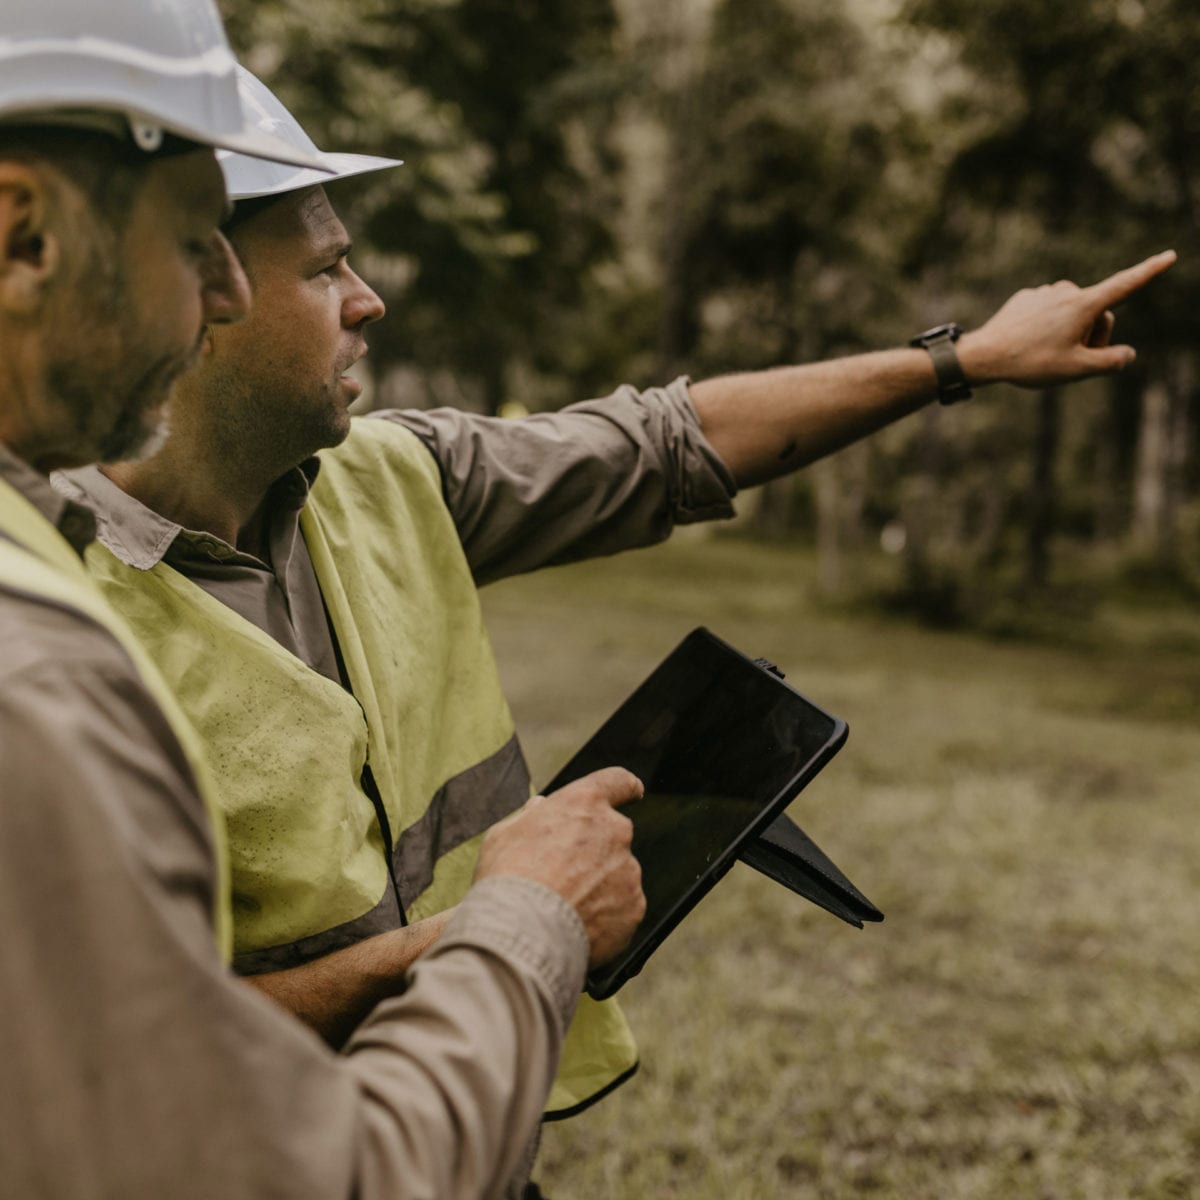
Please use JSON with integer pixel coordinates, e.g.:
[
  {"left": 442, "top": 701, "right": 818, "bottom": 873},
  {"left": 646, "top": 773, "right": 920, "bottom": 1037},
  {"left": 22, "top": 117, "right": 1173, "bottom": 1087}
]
[
  {"left": 0, "top": 439, "right": 591, "bottom": 1199},
  {"left": 57, "top": 379, "right": 737, "bottom": 686}
]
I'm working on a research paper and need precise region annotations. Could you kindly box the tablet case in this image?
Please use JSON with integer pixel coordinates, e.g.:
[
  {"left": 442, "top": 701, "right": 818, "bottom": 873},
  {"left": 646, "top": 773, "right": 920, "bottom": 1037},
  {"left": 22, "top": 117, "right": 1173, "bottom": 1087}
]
[
  {"left": 737, "top": 656, "right": 883, "bottom": 928},
  {"left": 552, "top": 629, "right": 883, "bottom": 998}
]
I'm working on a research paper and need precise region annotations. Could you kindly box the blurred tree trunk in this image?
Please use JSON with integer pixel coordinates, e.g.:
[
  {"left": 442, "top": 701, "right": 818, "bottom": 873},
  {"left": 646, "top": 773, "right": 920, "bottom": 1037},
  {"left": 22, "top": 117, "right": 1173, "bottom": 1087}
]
[
  {"left": 652, "top": 0, "right": 710, "bottom": 379},
  {"left": 1026, "top": 387, "right": 1061, "bottom": 587},
  {"left": 1132, "top": 356, "right": 1194, "bottom": 568},
  {"left": 813, "top": 460, "right": 842, "bottom": 594},
  {"left": 813, "top": 442, "right": 868, "bottom": 598},
  {"left": 481, "top": 358, "right": 505, "bottom": 418},
  {"left": 751, "top": 477, "right": 795, "bottom": 537},
  {"left": 897, "top": 406, "right": 958, "bottom": 621},
  {"left": 1093, "top": 378, "right": 1140, "bottom": 544},
  {"left": 1133, "top": 379, "right": 1172, "bottom": 555}
]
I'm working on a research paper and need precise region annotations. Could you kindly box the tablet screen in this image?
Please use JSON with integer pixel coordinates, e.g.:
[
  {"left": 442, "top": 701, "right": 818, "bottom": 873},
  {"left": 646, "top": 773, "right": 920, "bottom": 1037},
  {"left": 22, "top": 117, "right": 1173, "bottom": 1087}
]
[{"left": 542, "top": 628, "right": 846, "bottom": 997}]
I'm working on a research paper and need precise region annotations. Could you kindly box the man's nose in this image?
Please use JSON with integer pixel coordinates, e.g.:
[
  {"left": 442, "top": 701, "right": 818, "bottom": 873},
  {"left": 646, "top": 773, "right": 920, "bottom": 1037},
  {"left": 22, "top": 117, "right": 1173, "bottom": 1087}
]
[
  {"left": 345, "top": 268, "right": 385, "bottom": 330},
  {"left": 201, "top": 231, "right": 251, "bottom": 325}
]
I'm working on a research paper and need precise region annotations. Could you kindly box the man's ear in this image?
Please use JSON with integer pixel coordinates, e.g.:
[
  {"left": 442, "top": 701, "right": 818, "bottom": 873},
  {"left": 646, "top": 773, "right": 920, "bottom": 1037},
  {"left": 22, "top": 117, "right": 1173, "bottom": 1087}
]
[{"left": 0, "top": 162, "right": 59, "bottom": 315}]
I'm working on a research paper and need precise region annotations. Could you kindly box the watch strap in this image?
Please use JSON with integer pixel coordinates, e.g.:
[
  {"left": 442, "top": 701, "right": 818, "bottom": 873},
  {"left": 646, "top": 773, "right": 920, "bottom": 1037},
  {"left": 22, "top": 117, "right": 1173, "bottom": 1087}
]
[
  {"left": 911, "top": 325, "right": 972, "bottom": 405},
  {"left": 926, "top": 334, "right": 972, "bottom": 405}
]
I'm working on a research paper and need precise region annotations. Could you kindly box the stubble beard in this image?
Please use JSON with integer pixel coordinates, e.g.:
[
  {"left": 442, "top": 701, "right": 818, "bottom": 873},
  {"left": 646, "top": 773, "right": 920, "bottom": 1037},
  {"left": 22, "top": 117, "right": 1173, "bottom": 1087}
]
[
  {"left": 47, "top": 333, "right": 187, "bottom": 465},
  {"left": 93, "top": 384, "right": 173, "bottom": 464},
  {"left": 91, "top": 327, "right": 204, "bottom": 463},
  {"left": 46, "top": 236, "right": 196, "bottom": 465},
  {"left": 207, "top": 366, "right": 353, "bottom": 486}
]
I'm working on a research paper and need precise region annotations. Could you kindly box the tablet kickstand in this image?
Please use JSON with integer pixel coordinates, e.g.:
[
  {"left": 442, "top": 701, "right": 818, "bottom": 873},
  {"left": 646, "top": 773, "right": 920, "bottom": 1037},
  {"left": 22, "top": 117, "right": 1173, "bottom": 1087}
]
[{"left": 738, "top": 813, "right": 884, "bottom": 928}]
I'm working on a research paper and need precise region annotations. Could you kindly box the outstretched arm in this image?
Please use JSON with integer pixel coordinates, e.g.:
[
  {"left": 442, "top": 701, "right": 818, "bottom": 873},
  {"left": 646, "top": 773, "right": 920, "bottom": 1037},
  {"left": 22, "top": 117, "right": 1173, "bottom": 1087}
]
[{"left": 691, "top": 250, "right": 1176, "bottom": 487}]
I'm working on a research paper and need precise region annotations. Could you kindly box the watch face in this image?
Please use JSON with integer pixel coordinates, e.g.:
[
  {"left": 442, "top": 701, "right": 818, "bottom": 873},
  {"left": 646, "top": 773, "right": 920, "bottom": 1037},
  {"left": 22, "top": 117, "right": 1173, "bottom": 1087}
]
[{"left": 915, "top": 322, "right": 962, "bottom": 343}]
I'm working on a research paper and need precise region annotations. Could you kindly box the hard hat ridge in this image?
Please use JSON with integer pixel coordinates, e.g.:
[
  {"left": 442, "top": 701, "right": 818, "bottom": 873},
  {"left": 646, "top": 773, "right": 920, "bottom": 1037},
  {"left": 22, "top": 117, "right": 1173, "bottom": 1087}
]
[{"left": 0, "top": 0, "right": 331, "bottom": 172}]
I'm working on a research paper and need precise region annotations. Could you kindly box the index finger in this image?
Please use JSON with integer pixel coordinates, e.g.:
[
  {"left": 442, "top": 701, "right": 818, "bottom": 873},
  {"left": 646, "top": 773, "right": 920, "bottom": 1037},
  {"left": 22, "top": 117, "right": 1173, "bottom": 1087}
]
[
  {"left": 554, "top": 766, "right": 645, "bottom": 808},
  {"left": 1085, "top": 250, "right": 1176, "bottom": 308}
]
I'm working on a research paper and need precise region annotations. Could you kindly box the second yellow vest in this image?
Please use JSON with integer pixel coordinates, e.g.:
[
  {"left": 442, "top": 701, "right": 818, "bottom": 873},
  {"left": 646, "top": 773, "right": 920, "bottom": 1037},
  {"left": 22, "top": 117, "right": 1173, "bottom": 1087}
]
[{"left": 86, "top": 418, "right": 637, "bottom": 1115}]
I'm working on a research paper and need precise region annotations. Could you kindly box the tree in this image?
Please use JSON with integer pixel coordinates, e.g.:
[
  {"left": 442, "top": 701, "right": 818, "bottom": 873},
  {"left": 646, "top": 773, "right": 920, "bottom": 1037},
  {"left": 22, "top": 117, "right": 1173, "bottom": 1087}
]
[
  {"left": 891, "top": 0, "right": 1200, "bottom": 611},
  {"left": 221, "top": 0, "right": 625, "bottom": 412}
]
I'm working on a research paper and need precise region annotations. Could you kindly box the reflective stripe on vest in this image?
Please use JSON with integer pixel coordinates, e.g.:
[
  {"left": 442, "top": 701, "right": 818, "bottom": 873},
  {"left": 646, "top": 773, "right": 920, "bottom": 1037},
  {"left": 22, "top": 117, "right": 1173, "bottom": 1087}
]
[
  {"left": 85, "top": 418, "right": 637, "bottom": 1115},
  {"left": 0, "top": 478, "right": 233, "bottom": 959}
]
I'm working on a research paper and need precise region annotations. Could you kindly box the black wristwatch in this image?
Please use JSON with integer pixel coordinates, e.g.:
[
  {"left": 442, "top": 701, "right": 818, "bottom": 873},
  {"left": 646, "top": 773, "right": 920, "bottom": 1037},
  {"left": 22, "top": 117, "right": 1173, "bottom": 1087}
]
[{"left": 910, "top": 322, "right": 972, "bottom": 405}]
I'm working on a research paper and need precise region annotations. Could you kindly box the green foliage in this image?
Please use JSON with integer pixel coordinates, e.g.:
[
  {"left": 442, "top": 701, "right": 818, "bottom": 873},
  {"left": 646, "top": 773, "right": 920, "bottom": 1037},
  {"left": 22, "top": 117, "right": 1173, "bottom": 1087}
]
[
  {"left": 651, "top": 0, "right": 920, "bottom": 375},
  {"left": 860, "top": 0, "right": 1200, "bottom": 619},
  {"left": 221, "top": 0, "right": 625, "bottom": 410},
  {"left": 218, "top": 0, "right": 1198, "bottom": 620}
]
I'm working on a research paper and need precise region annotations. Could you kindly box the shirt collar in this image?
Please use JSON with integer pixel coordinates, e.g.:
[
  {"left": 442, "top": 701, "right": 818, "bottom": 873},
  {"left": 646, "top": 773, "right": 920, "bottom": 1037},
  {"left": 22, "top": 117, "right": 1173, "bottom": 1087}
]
[
  {"left": 52, "top": 457, "right": 322, "bottom": 571},
  {"left": 0, "top": 440, "right": 96, "bottom": 556}
]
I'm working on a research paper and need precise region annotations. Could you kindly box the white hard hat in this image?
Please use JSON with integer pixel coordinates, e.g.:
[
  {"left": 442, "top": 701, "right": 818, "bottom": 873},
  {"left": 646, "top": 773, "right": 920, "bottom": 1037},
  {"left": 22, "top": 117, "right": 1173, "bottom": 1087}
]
[
  {"left": 0, "top": 0, "right": 327, "bottom": 170},
  {"left": 221, "top": 67, "right": 402, "bottom": 202}
]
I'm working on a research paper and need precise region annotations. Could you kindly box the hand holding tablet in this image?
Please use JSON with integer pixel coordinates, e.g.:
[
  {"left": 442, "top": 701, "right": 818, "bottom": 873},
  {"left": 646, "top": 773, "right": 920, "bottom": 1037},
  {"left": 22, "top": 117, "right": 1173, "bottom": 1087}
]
[
  {"left": 543, "top": 627, "right": 881, "bottom": 999},
  {"left": 477, "top": 766, "right": 646, "bottom": 966}
]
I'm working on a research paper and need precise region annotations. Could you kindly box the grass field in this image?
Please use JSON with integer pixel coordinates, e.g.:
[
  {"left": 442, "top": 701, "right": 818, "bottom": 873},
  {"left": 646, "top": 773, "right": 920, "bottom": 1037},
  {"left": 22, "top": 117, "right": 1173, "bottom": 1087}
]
[{"left": 480, "top": 533, "right": 1200, "bottom": 1200}]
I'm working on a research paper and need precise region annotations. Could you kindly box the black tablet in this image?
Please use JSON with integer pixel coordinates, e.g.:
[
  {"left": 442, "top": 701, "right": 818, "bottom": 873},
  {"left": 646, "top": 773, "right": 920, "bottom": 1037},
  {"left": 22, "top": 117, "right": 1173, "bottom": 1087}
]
[{"left": 541, "top": 627, "right": 848, "bottom": 1000}]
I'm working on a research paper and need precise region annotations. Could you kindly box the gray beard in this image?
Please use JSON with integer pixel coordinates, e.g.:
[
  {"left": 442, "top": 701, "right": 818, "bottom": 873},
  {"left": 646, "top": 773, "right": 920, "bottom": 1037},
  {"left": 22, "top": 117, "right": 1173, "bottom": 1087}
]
[{"left": 46, "top": 347, "right": 176, "bottom": 465}]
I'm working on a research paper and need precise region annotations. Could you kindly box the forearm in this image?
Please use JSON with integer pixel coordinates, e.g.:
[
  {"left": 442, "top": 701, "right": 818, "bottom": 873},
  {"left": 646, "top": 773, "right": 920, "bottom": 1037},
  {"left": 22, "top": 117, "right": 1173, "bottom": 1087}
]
[
  {"left": 345, "top": 880, "right": 585, "bottom": 1200},
  {"left": 691, "top": 252, "right": 1176, "bottom": 489},
  {"left": 247, "top": 910, "right": 454, "bottom": 1048},
  {"left": 690, "top": 347, "right": 938, "bottom": 488}
]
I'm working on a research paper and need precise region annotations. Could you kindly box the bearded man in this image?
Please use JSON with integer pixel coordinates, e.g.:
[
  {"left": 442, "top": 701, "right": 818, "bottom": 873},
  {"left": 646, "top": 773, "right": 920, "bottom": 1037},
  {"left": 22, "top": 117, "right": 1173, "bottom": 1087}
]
[{"left": 0, "top": 7, "right": 646, "bottom": 1199}]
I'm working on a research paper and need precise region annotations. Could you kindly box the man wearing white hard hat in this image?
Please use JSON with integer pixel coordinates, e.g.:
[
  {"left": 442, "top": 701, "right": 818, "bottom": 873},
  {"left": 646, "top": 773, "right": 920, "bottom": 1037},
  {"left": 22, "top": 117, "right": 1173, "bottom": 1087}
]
[
  {"left": 65, "top": 67, "right": 645, "bottom": 1128},
  {"left": 1, "top": 6, "right": 646, "bottom": 1199},
  {"left": 61, "top": 60, "right": 1177, "bottom": 1152}
]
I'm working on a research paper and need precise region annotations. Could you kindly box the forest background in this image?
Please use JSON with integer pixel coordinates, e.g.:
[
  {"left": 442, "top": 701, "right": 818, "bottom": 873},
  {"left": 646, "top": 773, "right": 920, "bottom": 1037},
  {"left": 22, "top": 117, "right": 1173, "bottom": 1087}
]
[
  {"left": 220, "top": 0, "right": 1200, "bottom": 627},
  {"left": 219, "top": 2, "right": 1200, "bottom": 1196}
]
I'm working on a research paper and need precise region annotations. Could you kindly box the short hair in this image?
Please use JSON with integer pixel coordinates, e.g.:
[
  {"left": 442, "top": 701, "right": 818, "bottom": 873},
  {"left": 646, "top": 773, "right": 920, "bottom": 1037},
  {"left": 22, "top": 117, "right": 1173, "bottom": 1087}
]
[
  {"left": 0, "top": 124, "right": 157, "bottom": 234},
  {"left": 223, "top": 191, "right": 290, "bottom": 235}
]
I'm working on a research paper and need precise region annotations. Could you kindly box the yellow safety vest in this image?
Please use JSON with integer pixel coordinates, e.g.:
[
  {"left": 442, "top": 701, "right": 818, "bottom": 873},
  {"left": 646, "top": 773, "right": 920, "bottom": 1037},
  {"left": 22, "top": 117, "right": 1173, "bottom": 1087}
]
[
  {"left": 85, "top": 418, "right": 637, "bottom": 1116},
  {"left": 0, "top": 476, "right": 232, "bottom": 958}
]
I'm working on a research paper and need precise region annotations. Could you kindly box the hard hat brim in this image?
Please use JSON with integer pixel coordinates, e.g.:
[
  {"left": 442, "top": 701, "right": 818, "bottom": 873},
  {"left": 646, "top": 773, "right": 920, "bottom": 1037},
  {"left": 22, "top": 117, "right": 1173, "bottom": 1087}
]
[
  {"left": 225, "top": 150, "right": 403, "bottom": 202},
  {"left": 199, "top": 123, "right": 336, "bottom": 173}
]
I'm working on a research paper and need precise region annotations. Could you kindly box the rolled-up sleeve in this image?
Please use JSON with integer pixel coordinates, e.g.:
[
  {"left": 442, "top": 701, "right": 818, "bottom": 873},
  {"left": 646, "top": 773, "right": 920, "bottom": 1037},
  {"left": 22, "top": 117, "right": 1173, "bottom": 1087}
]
[
  {"left": 373, "top": 377, "right": 738, "bottom": 585},
  {"left": 346, "top": 878, "right": 587, "bottom": 1199},
  {"left": 0, "top": 599, "right": 586, "bottom": 1200}
]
